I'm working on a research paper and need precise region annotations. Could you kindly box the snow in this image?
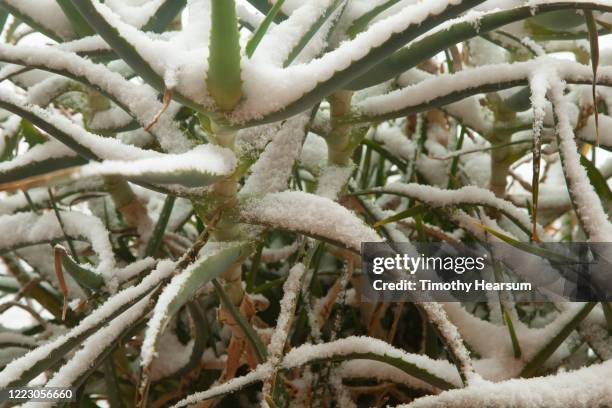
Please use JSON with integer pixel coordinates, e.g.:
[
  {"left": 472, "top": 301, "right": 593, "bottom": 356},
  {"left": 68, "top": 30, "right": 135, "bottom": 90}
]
[
  {"left": 3, "top": 0, "right": 76, "bottom": 40},
  {"left": 75, "top": 144, "right": 236, "bottom": 185},
  {"left": 315, "top": 164, "right": 354, "bottom": 200},
  {"left": 548, "top": 75, "right": 612, "bottom": 241},
  {"left": 375, "top": 182, "right": 543, "bottom": 238},
  {"left": 22, "top": 297, "right": 151, "bottom": 407},
  {"left": 419, "top": 302, "right": 477, "bottom": 384},
  {"left": 281, "top": 335, "right": 461, "bottom": 386},
  {"left": 0, "top": 42, "right": 192, "bottom": 153},
  {"left": 0, "top": 260, "right": 176, "bottom": 388},
  {"left": 0, "top": 92, "right": 161, "bottom": 160},
  {"left": 240, "top": 114, "right": 310, "bottom": 196},
  {"left": 239, "top": 191, "right": 382, "bottom": 251},
  {"left": 0, "top": 140, "right": 77, "bottom": 174},
  {"left": 262, "top": 263, "right": 304, "bottom": 396},
  {"left": 400, "top": 358, "right": 612, "bottom": 408},
  {"left": 171, "top": 363, "right": 273, "bottom": 408},
  {"left": 0, "top": 211, "right": 115, "bottom": 279},
  {"left": 140, "top": 242, "right": 245, "bottom": 368},
  {"left": 356, "top": 57, "right": 609, "bottom": 121}
]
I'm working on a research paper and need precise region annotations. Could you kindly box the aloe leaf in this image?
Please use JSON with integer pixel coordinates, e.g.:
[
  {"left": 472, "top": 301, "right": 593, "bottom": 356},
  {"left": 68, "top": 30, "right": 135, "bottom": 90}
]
[
  {"left": 69, "top": 0, "right": 165, "bottom": 91},
  {"left": 520, "top": 302, "right": 596, "bottom": 377},
  {"left": 145, "top": 194, "right": 176, "bottom": 258},
  {"left": 347, "top": 3, "right": 612, "bottom": 90},
  {"left": 141, "top": 0, "right": 187, "bottom": 33},
  {"left": 253, "top": 0, "right": 485, "bottom": 124},
  {"left": 57, "top": 0, "right": 95, "bottom": 38},
  {"left": 283, "top": 0, "right": 345, "bottom": 67},
  {"left": 0, "top": 145, "right": 235, "bottom": 192},
  {"left": 0, "top": 154, "right": 87, "bottom": 185},
  {"left": 207, "top": 0, "right": 242, "bottom": 111},
  {"left": 0, "top": 1, "right": 70, "bottom": 42},
  {"left": 352, "top": 186, "right": 534, "bottom": 237},
  {"left": 141, "top": 241, "right": 253, "bottom": 369},
  {"left": 346, "top": 0, "right": 401, "bottom": 38},
  {"left": 213, "top": 279, "right": 267, "bottom": 363},
  {"left": 55, "top": 245, "right": 104, "bottom": 292},
  {"left": 246, "top": 0, "right": 285, "bottom": 57},
  {"left": 0, "top": 96, "right": 98, "bottom": 160},
  {"left": 309, "top": 351, "right": 455, "bottom": 390},
  {"left": 2, "top": 282, "right": 158, "bottom": 387}
]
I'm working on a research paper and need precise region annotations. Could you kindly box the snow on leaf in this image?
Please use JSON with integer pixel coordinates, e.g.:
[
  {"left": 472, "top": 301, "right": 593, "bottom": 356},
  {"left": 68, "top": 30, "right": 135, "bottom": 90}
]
[{"left": 239, "top": 190, "right": 382, "bottom": 251}]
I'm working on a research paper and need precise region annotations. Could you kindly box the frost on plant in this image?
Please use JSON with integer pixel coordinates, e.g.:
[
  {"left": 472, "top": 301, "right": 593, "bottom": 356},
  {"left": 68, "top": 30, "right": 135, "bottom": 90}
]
[{"left": 0, "top": 1, "right": 611, "bottom": 407}]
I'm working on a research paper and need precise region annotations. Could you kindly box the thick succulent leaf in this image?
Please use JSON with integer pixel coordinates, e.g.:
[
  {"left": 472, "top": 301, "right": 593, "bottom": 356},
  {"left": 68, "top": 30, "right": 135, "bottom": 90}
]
[
  {"left": 348, "top": 2, "right": 612, "bottom": 90},
  {"left": 238, "top": 191, "right": 382, "bottom": 252},
  {"left": 0, "top": 260, "right": 175, "bottom": 388},
  {"left": 69, "top": 0, "right": 165, "bottom": 91},
  {"left": 141, "top": 0, "right": 188, "bottom": 33},
  {"left": 283, "top": 0, "right": 345, "bottom": 67},
  {"left": 55, "top": 245, "right": 104, "bottom": 292},
  {"left": 56, "top": 0, "right": 96, "bottom": 38},
  {"left": 249, "top": 0, "right": 485, "bottom": 124},
  {"left": 0, "top": 145, "right": 236, "bottom": 191},
  {"left": 141, "top": 241, "right": 253, "bottom": 368},
  {"left": 520, "top": 302, "right": 596, "bottom": 377}
]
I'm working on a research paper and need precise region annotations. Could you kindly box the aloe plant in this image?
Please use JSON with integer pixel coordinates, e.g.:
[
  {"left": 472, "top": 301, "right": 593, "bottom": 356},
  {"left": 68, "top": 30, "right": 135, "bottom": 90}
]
[{"left": 0, "top": 1, "right": 611, "bottom": 407}]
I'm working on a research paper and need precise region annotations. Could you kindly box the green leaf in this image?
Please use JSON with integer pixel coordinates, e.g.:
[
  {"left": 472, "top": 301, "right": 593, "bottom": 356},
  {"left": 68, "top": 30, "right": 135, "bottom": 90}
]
[
  {"left": 503, "top": 307, "right": 522, "bottom": 358},
  {"left": 5, "top": 283, "right": 157, "bottom": 387},
  {"left": 207, "top": 0, "right": 243, "bottom": 111},
  {"left": 20, "top": 120, "right": 48, "bottom": 147},
  {"left": 141, "top": 0, "right": 187, "bottom": 33},
  {"left": 246, "top": 0, "right": 285, "bottom": 57},
  {"left": 307, "top": 351, "right": 455, "bottom": 390},
  {"left": 213, "top": 279, "right": 267, "bottom": 363},
  {"left": 70, "top": 0, "right": 165, "bottom": 91},
  {"left": 283, "top": 0, "right": 345, "bottom": 67},
  {"left": 373, "top": 205, "right": 427, "bottom": 228},
  {"left": 347, "top": 3, "right": 612, "bottom": 90},
  {"left": 142, "top": 240, "right": 254, "bottom": 373},
  {"left": 57, "top": 0, "right": 95, "bottom": 37},
  {"left": 580, "top": 154, "right": 612, "bottom": 207},
  {"left": 251, "top": 0, "right": 485, "bottom": 124},
  {"left": 0, "top": 154, "right": 87, "bottom": 185},
  {"left": 530, "top": 9, "right": 585, "bottom": 31},
  {"left": 145, "top": 194, "right": 176, "bottom": 257},
  {"left": 346, "top": 0, "right": 401, "bottom": 38},
  {"left": 476, "top": 223, "right": 580, "bottom": 264},
  {"left": 520, "top": 302, "right": 596, "bottom": 377},
  {"left": 55, "top": 245, "right": 104, "bottom": 292},
  {"left": 361, "top": 138, "right": 407, "bottom": 170}
]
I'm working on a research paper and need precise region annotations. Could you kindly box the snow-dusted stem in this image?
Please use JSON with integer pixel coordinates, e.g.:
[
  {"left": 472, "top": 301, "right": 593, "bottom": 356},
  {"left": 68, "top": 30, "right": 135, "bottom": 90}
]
[{"left": 326, "top": 91, "right": 354, "bottom": 166}]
